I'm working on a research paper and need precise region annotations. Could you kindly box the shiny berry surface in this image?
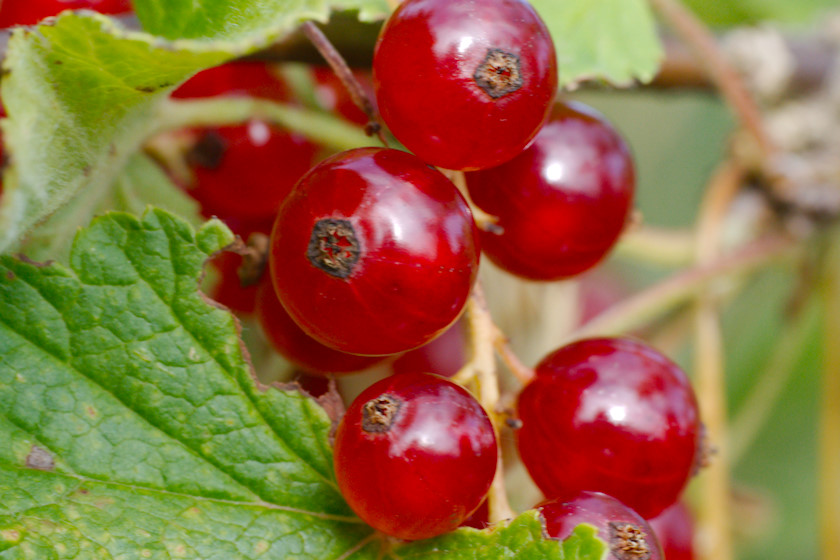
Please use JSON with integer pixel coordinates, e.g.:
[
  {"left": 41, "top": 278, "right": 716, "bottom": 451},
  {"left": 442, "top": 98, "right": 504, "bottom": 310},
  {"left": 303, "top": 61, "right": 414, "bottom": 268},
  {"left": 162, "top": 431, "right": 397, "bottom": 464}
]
[
  {"left": 269, "top": 147, "right": 479, "bottom": 356},
  {"left": 255, "top": 278, "right": 385, "bottom": 375},
  {"left": 373, "top": 0, "right": 557, "bottom": 171},
  {"left": 466, "top": 101, "right": 635, "bottom": 280},
  {"left": 334, "top": 372, "right": 497, "bottom": 540},
  {"left": 649, "top": 502, "right": 695, "bottom": 560},
  {"left": 517, "top": 338, "right": 700, "bottom": 518},
  {"left": 185, "top": 121, "right": 319, "bottom": 222},
  {"left": 538, "top": 491, "right": 663, "bottom": 560},
  {"left": 0, "top": 0, "right": 132, "bottom": 26}
]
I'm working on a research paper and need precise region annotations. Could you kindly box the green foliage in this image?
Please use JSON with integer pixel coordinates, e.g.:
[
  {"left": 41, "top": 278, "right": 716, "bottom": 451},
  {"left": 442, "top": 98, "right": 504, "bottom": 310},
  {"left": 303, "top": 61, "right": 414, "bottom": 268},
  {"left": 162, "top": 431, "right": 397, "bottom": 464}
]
[
  {"left": 0, "top": 208, "right": 606, "bottom": 559},
  {"left": 683, "top": 0, "right": 836, "bottom": 27},
  {"left": 531, "top": 0, "right": 663, "bottom": 87}
]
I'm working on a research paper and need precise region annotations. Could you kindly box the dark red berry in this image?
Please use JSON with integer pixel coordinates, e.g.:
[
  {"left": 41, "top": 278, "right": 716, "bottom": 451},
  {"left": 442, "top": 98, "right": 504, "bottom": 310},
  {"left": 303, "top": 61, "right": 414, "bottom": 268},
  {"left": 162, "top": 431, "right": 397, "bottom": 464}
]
[
  {"left": 269, "top": 147, "right": 479, "bottom": 356},
  {"left": 649, "top": 502, "right": 695, "bottom": 560},
  {"left": 184, "top": 122, "right": 319, "bottom": 222},
  {"left": 255, "top": 278, "right": 385, "bottom": 375},
  {"left": 0, "top": 0, "right": 132, "bottom": 26},
  {"left": 204, "top": 251, "right": 260, "bottom": 315},
  {"left": 466, "top": 101, "right": 635, "bottom": 280},
  {"left": 390, "top": 315, "right": 467, "bottom": 378},
  {"left": 538, "top": 491, "right": 663, "bottom": 560},
  {"left": 334, "top": 372, "right": 497, "bottom": 540},
  {"left": 373, "top": 0, "right": 557, "bottom": 171},
  {"left": 173, "top": 61, "right": 289, "bottom": 102},
  {"left": 312, "top": 67, "right": 373, "bottom": 127},
  {"left": 516, "top": 338, "right": 700, "bottom": 519}
]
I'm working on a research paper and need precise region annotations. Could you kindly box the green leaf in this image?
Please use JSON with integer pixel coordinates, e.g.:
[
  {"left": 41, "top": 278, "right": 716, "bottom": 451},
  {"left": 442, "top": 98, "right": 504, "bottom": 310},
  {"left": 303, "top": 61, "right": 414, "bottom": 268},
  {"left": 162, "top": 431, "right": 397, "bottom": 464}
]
[
  {"left": 683, "top": 0, "right": 836, "bottom": 26},
  {"left": 531, "top": 0, "right": 663, "bottom": 87},
  {"left": 135, "top": 0, "right": 389, "bottom": 42},
  {"left": 0, "top": 0, "right": 389, "bottom": 255},
  {"left": 0, "top": 207, "right": 606, "bottom": 559},
  {"left": 18, "top": 153, "right": 202, "bottom": 263}
]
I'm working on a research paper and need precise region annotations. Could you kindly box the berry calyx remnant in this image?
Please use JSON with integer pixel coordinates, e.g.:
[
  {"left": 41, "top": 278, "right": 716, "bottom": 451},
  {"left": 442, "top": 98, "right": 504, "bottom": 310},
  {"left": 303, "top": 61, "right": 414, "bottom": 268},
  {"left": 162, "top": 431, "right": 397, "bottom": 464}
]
[{"left": 538, "top": 491, "right": 663, "bottom": 560}]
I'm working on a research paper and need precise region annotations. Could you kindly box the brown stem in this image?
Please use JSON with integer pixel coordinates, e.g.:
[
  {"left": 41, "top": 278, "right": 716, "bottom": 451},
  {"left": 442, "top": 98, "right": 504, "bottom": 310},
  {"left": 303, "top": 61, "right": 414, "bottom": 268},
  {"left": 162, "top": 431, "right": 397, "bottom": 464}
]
[
  {"left": 300, "top": 21, "right": 388, "bottom": 145},
  {"left": 649, "top": 0, "right": 774, "bottom": 159}
]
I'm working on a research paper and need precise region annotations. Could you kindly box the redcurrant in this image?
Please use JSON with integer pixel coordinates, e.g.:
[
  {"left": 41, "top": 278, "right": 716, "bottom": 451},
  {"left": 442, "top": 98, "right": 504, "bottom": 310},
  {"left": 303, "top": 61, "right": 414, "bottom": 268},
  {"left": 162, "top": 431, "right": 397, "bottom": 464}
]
[
  {"left": 538, "top": 491, "right": 663, "bottom": 560},
  {"left": 373, "top": 0, "right": 557, "bottom": 171},
  {"left": 173, "top": 61, "right": 289, "bottom": 102},
  {"left": 390, "top": 316, "right": 467, "bottom": 378},
  {"left": 269, "top": 147, "right": 479, "bottom": 356},
  {"left": 649, "top": 502, "right": 695, "bottom": 560},
  {"left": 184, "top": 122, "right": 319, "bottom": 222},
  {"left": 466, "top": 101, "right": 635, "bottom": 280},
  {"left": 312, "top": 67, "right": 373, "bottom": 127},
  {"left": 255, "top": 278, "right": 385, "bottom": 375},
  {"left": 333, "top": 372, "right": 497, "bottom": 540},
  {"left": 0, "top": 0, "right": 132, "bottom": 27},
  {"left": 516, "top": 338, "right": 700, "bottom": 518}
]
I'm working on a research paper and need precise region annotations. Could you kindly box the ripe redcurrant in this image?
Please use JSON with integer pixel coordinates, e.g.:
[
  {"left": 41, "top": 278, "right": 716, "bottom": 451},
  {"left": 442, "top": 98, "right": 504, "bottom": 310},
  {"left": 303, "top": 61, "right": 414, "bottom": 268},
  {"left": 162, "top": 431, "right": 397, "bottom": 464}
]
[
  {"left": 538, "top": 491, "right": 663, "bottom": 560},
  {"left": 373, "top": 0, "right": 557, "bottom": 171},
  {"left": 184, "top": 122, "right": 319, "bottom": 222},
  {"left": 333, "top": 372, "right": 497, "bottom": 540},
  {"left": 0, "top": 0, "right": 132, "bottom": 27},
  {"left": 269, "top": 147, "right": 479, "bottom": 356},
  {"left": 255, "top": 278, "right": 385, "bottom": 375},
  {"left": 466, "top": 101, "right": 635, "bottom": 280},
  {"left": 649, "top": 503, "right": 695, "bottom": 560},
  {"left": 516, "top": 338, "right": 701, "bottom": 518},
  {"left": 390, "top": 316, "right": 467, "bottom": 378}
]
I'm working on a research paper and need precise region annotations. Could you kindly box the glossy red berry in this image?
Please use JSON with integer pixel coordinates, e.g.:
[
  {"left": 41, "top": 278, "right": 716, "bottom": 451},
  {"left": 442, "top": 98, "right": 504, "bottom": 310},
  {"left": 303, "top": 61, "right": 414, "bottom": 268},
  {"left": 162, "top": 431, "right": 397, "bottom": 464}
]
[
  {"left": 255, "top": 278, "right": 385, "bottom": 375},
  {"left": 184, "top": 121, "right": 319, "bottom": 222},
  {"left": 269, "top": 147, "right": 479, "bottom": 356},
  {"left": 516, "top": 338, "right": 700, "bottom": 519},
  {"left": 173, "top": 61, "right": 289, "bottom": 102},
  {"left": 538, "top": 491, "right": 663, "bottom": 560},
  {"left": 334, "top": 372, "right": 497, "bottom": 540},
  {"left": 312, "top": 67, "right": 373, "bottom": 127},
  {"left": 649, "top": 503, "right": 695, "bottom": 560},
  {"left": 373, "top": 0, "right": 557, "bottom": 171},
  {"left": 466, "top": 101, "right": 635, "bottom": 280},
  {"left": 390, "top": 316, "right": 467, "bottom": 378},
  {"left": 0, "top": 0, "right": 132, "bottom": 26}
]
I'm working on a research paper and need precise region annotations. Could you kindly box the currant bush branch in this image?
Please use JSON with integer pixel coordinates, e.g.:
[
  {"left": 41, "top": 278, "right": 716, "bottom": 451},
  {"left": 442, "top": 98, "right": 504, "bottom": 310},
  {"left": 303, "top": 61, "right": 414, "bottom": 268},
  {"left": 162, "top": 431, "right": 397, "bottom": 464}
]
[
  {"left": 151, "top": 97, "right": 371, "bottom": 151},
  {"left": 819, "top": 228, "right": 840, "bottom": 560},
  {"left": 615, "top": 225, "right": 696, "bottom": 267},
  {"left": 649, "top": 0, "right": 774, "bottom": 161},
  {"left": 692, "top": 162, "right": 743, "bottom": 560},
  {"left": 567, "top": 233, "right": 801, "bottom": 343}
]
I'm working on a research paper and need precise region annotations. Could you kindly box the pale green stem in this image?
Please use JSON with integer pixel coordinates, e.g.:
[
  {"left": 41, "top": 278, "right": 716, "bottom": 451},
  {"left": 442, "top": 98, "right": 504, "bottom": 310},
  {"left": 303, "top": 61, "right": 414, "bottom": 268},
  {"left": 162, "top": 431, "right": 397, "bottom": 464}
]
[
  {"left": 151, "top": 98, "right": 373, "bottom": 152},
  {"left": 615, "top": 225, "right": 696, "bottom": 267},
  {"left": 566, "top": 234, "right": 800, "bottom": 343}
]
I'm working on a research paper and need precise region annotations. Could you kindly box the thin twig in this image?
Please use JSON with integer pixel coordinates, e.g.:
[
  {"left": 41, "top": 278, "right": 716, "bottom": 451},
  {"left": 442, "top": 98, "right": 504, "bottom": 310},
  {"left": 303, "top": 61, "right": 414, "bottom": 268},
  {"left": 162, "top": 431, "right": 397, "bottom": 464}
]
[
  {"left": 566, "top": 234, "right": 800, "bottom": 342},
  {"left": 649, "top": 0, "right": 774, "bottom": 160},
  {"left": 819, "top": 229, "right": 840, "bottom": 560},
  {"left": 692, "top": 162, "right": 742, "bottom": 560},
  {"left": 300, "top": 21, "right": 388, "bottom": 146}
]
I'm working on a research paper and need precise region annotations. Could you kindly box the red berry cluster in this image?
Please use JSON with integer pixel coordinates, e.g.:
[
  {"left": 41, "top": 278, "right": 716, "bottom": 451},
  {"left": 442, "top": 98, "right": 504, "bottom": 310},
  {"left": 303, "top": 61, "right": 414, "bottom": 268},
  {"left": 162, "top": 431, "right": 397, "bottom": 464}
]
[{"left": 149, "top": 0, "right": 700, "bottom": 550}]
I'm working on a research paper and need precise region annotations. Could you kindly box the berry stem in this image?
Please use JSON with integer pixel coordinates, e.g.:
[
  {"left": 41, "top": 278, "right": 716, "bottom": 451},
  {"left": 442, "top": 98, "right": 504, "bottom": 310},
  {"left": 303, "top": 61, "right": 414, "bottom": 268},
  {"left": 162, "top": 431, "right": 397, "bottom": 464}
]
[
  {"left": 299, "top": 21, "right": 388, "bottom": 146},
  {"left": 443, "top": 170, "right": 501, "bottom": 233},
  {"left": 568, "top": 233, "right": 800, "bottom": 342},
  {"left": 649, "top": 0, "right": 774, "bottom": 161},
  {"left": 458, "top": 282, "right": 516, "bottom": 523},
  {"left": 152, "top": 97, "right": 371, "bottom": 151},
  {"left": 692, "top": 162, "right": 742, "bottom": 560},
  {"left": 819, "top": 227, "right": 840, "bottom": 560},
  {"left": 615, "top": 225, "right": 696, "bottom": 267}
]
